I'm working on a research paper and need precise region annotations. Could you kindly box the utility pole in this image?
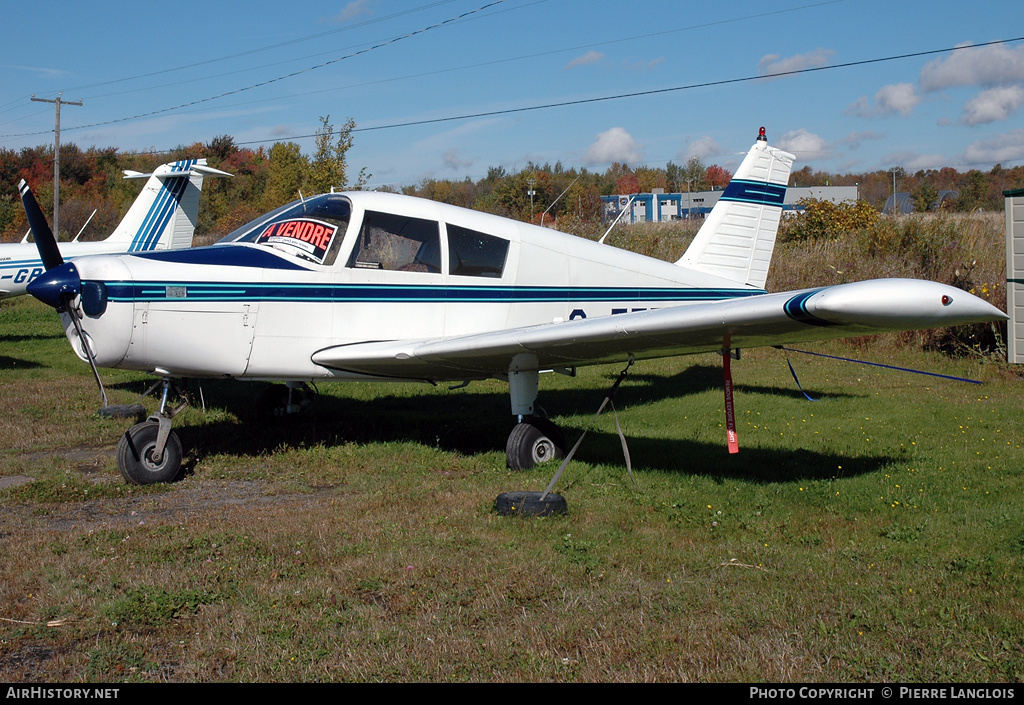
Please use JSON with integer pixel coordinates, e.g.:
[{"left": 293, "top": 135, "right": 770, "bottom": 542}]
[
  {"left": 31, "top": 93, "right": 83, "bottom": 239},
  {"left": 889, "top": 167, "right": 901, "bottom": 216},
  {"left": 526, "top": 176, "right": 536, "bottom": 222}
]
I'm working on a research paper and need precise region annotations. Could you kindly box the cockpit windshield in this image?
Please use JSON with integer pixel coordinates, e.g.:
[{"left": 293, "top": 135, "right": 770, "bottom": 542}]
[{"left": 217, "top": 194, "right": 352, "bottom": 266}]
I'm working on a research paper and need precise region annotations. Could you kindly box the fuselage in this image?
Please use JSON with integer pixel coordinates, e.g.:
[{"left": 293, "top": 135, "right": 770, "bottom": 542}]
[{"left": 49, "top": 191, "right": 764, "bottom": 381}]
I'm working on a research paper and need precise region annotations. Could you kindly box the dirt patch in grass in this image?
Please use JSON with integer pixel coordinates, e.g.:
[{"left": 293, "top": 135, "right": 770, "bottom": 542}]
[
  {"left": 0, "top": 476, "right": 33, "bottom": 490},
  {"left": 0, "top": 476, "right": 336, "bottom": 534}
]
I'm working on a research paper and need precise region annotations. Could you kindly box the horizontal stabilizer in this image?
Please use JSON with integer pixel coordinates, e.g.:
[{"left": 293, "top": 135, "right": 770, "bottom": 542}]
[{"left": 123, "top": 161, "right": 232, "bottom": 180}]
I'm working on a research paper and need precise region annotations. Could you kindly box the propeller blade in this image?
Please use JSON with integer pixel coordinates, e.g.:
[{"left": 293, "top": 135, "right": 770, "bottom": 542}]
[{"left": 17, "top": 179, "right": 64, "bottom": 271}]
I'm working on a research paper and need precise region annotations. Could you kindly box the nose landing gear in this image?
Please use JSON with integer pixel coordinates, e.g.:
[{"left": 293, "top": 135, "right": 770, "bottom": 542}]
[{"left": 115, "top": 378, "right": 187, "bottom": 485}]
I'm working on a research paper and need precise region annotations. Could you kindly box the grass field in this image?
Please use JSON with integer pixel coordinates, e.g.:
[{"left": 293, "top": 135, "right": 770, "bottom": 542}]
[{"left": 1, "top": 211, "right": 1022, "bottom": 682}]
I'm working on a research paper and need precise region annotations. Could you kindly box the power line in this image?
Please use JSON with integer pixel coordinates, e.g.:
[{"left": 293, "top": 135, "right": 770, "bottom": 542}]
[
  {"left": 0, "top": 0, "right": 839, "bottom": 137},
  {"left": 349, "top": 36, "right": 1024, "bottom": 133},
  {"left": 34, "top": 1, "right": 832, "bottom": 109},
  {"left": 221, "top": 35, "right": 1024, "bottom": 146},
  {"left": 0, "top": 0, "right": 510, "bottom": 139},
  {"left": 59, "top": 0, "right": 463, "bottom": 94},
  {"left": 81, "top": 1, "right": 846, "bottom": 126}
]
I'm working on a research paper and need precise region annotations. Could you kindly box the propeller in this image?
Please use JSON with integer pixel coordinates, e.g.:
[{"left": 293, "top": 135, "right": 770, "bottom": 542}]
[
  {"left": 18, "top": 180, "right": 64, "bottom": 271},
  {"left": 18, "top": 179, "right": 109, "bottom": 408}
]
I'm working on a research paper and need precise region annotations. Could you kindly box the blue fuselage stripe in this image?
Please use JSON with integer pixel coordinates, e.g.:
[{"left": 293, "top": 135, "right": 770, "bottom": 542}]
[{"left": 98, "top": 281, "right": 767, "bottom": 305}]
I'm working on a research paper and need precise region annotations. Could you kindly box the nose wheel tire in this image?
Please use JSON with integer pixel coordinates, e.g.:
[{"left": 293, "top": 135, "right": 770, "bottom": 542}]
[
  {"left": 506, "top": 417, "right": 566, "bottom": 471},
  {"left": 116, "top": 420, "right": 183, "bottom": 485}
]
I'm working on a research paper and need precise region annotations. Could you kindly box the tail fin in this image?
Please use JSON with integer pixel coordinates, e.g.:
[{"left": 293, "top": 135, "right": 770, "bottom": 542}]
[
  {"left": 675, "top": 128, "right": 794, "bottom": 289},
  {"left": 106, "top": 158, "right": 231, "bottom": 252}
]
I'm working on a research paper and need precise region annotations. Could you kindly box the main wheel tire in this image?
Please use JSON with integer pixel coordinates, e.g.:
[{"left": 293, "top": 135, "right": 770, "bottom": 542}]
[
  {"left": 495, "top": 491, "right": 567, "bottom": 517},
  {"left": 506, "top": 417, "right": 566, "bottom": 471},
  {"left": 256, "top": 384, "right": 290, "bottom": 421},
  {"left": 256, "top": 384, "right": 315, "bottom": 422},
  {"left": 116, "top": 421, "right": 183, "bottom": 485}
]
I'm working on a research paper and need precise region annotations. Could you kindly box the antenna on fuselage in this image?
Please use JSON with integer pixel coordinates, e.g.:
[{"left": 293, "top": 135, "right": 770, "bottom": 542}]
[
  {"left": 598, "top": 195, "right": 635, "bottom": 244},
  {"left": 539, "top": 174, "right": 581, "bottom": 228},
  {"left": 72, "top": 209, "right": 97, "bottom": 242}
]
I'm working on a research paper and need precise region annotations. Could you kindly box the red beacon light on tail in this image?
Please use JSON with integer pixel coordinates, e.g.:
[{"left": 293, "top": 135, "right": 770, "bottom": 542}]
[{"left": 757, "top": 126, "right": 767, "bottom": 142}]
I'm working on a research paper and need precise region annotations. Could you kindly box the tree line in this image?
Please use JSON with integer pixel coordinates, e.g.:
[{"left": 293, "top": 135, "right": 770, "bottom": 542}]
[{"left": 2, "top": 117, "right": 1021, "bottom": 243}]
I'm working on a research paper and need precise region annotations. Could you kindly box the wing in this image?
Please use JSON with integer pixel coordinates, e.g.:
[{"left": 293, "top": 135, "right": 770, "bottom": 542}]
[{"left": 310, "top": 278, "right": 1007, "bottom": 380}]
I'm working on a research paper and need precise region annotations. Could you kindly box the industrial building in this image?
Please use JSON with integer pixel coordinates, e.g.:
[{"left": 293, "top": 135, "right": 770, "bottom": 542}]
[{"left": 601, "top": 185, "right": 858, "bottom": 224}]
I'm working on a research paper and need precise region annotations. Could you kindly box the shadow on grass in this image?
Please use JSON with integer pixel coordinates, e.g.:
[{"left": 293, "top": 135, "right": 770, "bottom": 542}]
[
  {"left": 110, "top": 364, "right": 886, "bottom": 484},
  {"left": 0, "top": 332, "right": 66, "bottom": 342},
  {"left": 0, "top": 355, "right": 43, "bottom": 370}
]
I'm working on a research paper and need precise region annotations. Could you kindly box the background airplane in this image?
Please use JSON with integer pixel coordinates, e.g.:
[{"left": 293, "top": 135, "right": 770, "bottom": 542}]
[
  {"left": 1, "top": 159, "right": 229, "bottom": 300},
  {"left": 19, "top": 129, "right": 1007, "bottom": 485}
]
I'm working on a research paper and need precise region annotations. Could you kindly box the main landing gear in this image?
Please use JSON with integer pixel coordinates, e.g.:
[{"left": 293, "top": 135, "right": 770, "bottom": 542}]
[
  {"left": 116, "top": 378, "right": 187, "bottom": 485},
  {"left": 504, "top": 354, "right": 567, "bottom": 471},
  {"left": 256, "top": 381, "right": 317, "bottom": 421}
]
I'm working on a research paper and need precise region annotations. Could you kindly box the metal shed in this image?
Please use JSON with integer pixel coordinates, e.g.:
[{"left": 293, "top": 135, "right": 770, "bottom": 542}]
[{"left": 1006, "top": 187, "right": 1024, "bottom": 363}]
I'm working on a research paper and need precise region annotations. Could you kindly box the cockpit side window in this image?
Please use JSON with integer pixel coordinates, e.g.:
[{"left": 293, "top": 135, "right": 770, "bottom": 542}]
[
  {"left": 447, "top": 224, "right": 509, "bottom": 278},
  {"left": 347, "top": 211, "right": 441, "bottom": 273}
]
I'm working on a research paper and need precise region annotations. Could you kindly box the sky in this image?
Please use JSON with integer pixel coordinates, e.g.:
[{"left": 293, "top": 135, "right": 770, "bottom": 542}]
[{"left": 2, "top": 0, "right": 1024, "bottom": 190}]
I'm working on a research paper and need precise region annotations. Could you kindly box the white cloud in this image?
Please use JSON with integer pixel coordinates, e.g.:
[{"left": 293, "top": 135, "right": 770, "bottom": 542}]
[
  {"left": 412, "top": 117, "right": 502, "bottom": 151},
  {"left": 875, "top": 83, "right": 921, "bottom": 117},
  {"left": 962, "top": 128, "right": 1024, "bottom": 165},
  {"left": 881, "top": 150, "right": 919, "bottom": 169},
  {"left": 776, "top": 129, "right": 832, "bottom": 159},
  {"left": 583, "top": 127, "right": 642, "bottom": 166},
  {"left": 623, "top": 57, "right": 665, "bottom": 72},
  {"left": 3, "top": 64, "right": 67, "bottom": 79},
  {"left": 757, "top": 48, "right": 834, "bottom": 79},
  {"left": 844, "top": 96, "right": 873, "bottom": 118},
  {"left": 920, "top": 42, "right": 1024, "bottom": 91},
  {"left": 681, "top": 136, "right": 721, "bottom": 162},
  {"left": 565, "top": 51, "right": 604, "bottom": 70},
  {"left": 960, "top": 85, "right": 1024, "bottom": 125},
  {"left": 334, "top": 0, "right": 373, "bottom": 23},
  {"left": 841, "top": 131, "right": 884, "bottom": 150},
  {"left": 846, "top": 83, "right": 921, "bottom": 118},
  {"left": 442, "top": 148, "right": 472, "bottom": 170},
  {"left": 903, "top": 153, "right": 949, "bottom": 171}
]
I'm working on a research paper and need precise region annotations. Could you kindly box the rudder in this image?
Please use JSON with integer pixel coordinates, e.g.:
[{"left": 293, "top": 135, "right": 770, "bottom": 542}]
[
  {"left": 105, "top": 159, "right": 230, "bottom": 251},
  {"left": 676, "top": 129, "right": 794, "bottom": 289}
]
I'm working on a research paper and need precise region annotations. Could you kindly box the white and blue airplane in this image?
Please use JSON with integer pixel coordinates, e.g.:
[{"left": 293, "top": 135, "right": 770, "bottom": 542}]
[
  {"left": 18, "top": 129, "right": 1008, "bottom": 485},
  {"left": 1, "top": 158, "right": 229, "bottom": 300}
]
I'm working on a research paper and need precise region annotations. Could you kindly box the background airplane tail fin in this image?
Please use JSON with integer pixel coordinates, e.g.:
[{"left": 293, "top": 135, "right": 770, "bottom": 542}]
[
  {"left": 675, "top": 129, "right": 794, "bottom": 289},
  {"left": 106, "top": 159, "right": 231, "bottom": 252}
]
